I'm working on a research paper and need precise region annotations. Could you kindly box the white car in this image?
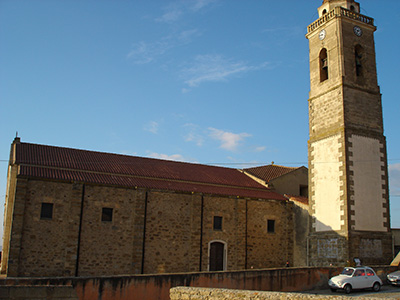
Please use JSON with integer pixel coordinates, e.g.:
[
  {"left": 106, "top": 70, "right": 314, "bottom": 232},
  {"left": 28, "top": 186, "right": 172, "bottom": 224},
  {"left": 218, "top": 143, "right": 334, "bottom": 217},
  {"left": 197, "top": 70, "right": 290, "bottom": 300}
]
[
  {"left": 387, "top": 270, "right": 400, "bottom": 286},
  {"left": 328, "top": 266, "right": 382, "bottom": 294}
]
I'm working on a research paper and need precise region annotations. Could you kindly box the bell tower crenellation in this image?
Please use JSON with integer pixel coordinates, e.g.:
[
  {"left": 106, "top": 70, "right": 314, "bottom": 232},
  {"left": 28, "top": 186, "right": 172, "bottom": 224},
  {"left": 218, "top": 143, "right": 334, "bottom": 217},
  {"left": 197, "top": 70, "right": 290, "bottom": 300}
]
[
  {"left": 319, "top": 0, "right": 360, "bottom": 17},
  {"left": 306, "top": 0, "right": 392, "bottom": 266}
]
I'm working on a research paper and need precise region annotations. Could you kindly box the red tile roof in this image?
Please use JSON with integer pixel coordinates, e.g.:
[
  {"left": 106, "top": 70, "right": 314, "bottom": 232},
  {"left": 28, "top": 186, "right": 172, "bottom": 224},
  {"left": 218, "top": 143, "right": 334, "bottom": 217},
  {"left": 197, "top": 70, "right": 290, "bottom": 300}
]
[
  {"left": 244, "top": 164, "right": 299, "bottom": 183},
  {"left": 284, "top": 194, "right": 309, "bottom": 205},
  {"left": 15, "top": 142, "right": 286, "bottom": 201}
]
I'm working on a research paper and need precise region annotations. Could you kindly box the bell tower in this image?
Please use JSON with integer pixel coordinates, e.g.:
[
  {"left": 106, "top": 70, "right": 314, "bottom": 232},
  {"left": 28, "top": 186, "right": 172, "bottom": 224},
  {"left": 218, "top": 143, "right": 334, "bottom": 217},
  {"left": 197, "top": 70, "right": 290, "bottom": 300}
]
[{"left": 306, "top": 0, "right": 392, "bottom": 266}]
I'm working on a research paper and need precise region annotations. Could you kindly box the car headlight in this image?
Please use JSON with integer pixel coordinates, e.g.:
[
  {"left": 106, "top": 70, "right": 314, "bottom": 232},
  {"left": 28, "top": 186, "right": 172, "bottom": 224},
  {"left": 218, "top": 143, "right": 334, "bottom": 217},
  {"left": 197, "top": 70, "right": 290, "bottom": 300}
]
[
  {"left": 329, "top": 279, "right": 344, "bottom": 288},
  {"left": 336, "top": 281, "right": 345, "bottom": 287}
]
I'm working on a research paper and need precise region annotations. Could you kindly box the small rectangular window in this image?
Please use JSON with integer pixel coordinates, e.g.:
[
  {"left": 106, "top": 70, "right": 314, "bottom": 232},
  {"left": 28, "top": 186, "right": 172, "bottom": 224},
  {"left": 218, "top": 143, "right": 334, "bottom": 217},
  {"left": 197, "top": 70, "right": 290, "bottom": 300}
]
[
  {"left": 267, "top": 219, "right": 275, "bottom": 233},
  {"left": 102, "top": 207, "right": 113, "bottom": 222},
  {"left": 213, "top": 216, "right": 222, "bottom": 230},
  {"left": 40, "top": 203, "right": 53, "bottom": 220}
]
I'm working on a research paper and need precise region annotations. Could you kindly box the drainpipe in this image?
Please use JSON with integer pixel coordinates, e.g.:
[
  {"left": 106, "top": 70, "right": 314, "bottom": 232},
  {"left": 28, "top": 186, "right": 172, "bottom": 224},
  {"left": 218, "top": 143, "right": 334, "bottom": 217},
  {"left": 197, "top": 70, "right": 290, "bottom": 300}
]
[
  {"left": 75, "top": 184, "right": 85, "bottom": 277},
  {"left": 141, "top": 191, "right": 148, "bottom": 274},
  {"left": 245, "top": 199, "right": 248, "bottom": 269},
  {"left": 306, "top": 236, "right": 309, "bottom": 267},
  {"left": 199, "top": 194, "right": 204, "bottom": 271}
]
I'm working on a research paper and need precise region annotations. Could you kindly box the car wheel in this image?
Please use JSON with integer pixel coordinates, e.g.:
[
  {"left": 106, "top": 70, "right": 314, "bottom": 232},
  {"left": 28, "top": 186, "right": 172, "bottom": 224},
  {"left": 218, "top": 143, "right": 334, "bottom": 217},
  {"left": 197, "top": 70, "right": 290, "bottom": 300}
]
[
  {"left": 344, "top": 284, "right": 352, "bottom": 294},
  {"left": 330, "top": 288, "right": 336, "bottom": 292},
  {"left": 372, "top": 282, "right": 381, "bottom": 292}
]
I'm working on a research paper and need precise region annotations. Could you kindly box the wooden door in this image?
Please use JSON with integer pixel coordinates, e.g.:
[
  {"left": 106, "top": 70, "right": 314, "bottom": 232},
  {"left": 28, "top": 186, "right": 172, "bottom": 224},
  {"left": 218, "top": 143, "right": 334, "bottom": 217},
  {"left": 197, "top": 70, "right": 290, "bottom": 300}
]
[{"left": 209, "top": 242, "right": 224, "bottom": 271}]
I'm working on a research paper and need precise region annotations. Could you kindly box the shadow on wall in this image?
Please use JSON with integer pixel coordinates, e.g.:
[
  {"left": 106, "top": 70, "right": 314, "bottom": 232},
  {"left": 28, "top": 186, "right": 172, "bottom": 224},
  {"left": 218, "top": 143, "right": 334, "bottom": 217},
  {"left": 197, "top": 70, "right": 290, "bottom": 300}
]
[{"left": 308, "top": 217, "right": 393, "bottom": 267}]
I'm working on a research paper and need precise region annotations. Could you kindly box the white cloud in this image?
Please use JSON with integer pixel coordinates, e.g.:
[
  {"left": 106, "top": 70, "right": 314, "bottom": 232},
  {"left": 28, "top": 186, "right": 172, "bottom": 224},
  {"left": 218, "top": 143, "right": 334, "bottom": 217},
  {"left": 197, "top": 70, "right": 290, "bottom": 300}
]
[
  {"left": 144, "top": 121, "right": 159, "bottom": 134},
  {"left": 156, "top": 0, "right": 217, "bottom": 23},
  {"left": 181, "top": 54, "right": 270, "bottom": 89},
  {"left": 254, "top": 146, "right": 266, "bottom": 152},
  {"left": 127, "top": 30, "right": 200, "bottom": 64},
  {"left": 208, "top": 127, "right": 251, "bottom": 151},
  {"left": 127, "top": 40, "right": 172, "bottom": 64},
  {"left": 190, "top": 0, "right": 217, "bottom": 11},
  {"left": 178, "top": 29, "right": 200, "bottom": 42},
  {"left": 184, "top": 123, "right": 204, "bottom": 146},
  {"left": 156, "top": 7, "right": 183, "bottom": 23},
  {"left": 389, "top": 163, "right": 400, "bottom": 172},
  {"left": 148, "top": 152, "right": 186, "bottom": 162}
]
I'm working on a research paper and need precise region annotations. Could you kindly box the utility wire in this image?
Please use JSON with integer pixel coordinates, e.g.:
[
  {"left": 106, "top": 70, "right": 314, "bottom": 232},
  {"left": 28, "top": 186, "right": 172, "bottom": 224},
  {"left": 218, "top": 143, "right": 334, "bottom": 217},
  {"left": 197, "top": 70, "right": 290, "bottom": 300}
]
[{"left": 1, "top": 158, "right": 400, "bottom": 165}]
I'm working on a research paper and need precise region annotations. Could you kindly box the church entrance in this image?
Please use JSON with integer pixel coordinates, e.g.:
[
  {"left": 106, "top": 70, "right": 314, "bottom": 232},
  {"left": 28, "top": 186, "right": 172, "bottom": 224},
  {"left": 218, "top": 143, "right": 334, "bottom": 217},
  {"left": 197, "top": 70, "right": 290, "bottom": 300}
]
[{"left": 209, "top": 241, "right": 226, "bottom": 271}]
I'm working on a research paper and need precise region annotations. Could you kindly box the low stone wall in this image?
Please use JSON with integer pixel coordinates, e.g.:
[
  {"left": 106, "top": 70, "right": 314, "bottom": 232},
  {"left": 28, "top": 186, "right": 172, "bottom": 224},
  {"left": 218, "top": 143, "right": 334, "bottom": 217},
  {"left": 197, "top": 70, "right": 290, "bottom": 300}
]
[
  {"left": 0, "top": 286, "right": 78, "bottom": 300},
  {"left": 0, "top": 266, "right": 398, "bottom": 300},
  {"left": 170, "top": 287, "right": 385, "bottom": 300}
]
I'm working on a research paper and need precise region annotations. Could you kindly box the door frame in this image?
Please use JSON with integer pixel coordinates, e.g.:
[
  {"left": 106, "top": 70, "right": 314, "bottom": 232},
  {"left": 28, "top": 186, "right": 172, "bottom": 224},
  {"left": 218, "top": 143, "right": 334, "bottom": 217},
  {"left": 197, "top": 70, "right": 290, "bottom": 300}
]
[{"left": 207, "top": 240, "right": 227, "bottom": 271}]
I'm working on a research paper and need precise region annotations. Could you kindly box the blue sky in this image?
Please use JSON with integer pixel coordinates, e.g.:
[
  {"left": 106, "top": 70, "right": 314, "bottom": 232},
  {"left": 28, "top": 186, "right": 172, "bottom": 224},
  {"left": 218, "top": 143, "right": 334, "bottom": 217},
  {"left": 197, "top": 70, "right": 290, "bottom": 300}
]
[{"left": 1, "top": 0, "right": 399, "bottom": 246}]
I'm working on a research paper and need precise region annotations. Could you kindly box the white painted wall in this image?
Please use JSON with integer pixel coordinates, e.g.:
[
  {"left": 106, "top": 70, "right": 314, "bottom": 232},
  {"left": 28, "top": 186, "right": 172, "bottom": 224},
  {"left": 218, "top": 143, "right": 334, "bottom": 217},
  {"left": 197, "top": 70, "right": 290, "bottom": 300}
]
[
  {"left": 349, "top": 135, "right": 386, "bottom": 231},
  {"left": 312, "top": 134, "right": 343, "bottom": 231}
]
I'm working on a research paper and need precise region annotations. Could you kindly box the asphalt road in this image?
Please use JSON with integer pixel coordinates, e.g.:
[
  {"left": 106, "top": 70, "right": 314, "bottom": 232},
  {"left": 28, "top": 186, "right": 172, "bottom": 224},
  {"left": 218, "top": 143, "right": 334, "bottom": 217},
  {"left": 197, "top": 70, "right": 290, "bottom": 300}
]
[{"left": 303, "top": 285, "right": 400, "bottom": 298}]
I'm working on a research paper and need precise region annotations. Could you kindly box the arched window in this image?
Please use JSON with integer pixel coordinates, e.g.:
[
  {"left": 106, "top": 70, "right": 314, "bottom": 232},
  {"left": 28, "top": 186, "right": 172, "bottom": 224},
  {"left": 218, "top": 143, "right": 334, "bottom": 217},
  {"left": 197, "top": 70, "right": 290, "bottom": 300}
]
[
  {"left": 208, "top": 240, "right": 227, "bottom": 271},
  {"left": 322, "top": 9, "right": 327, "bottom": 15},
  {"left": 355, "top": 45, "right": 363, "bottom": 77},
  {"left": 319, "top": 48, "right": 328, "bottom": 82},
  {"left": 350, "top": 5, "right": 355, "bottom": 12}
]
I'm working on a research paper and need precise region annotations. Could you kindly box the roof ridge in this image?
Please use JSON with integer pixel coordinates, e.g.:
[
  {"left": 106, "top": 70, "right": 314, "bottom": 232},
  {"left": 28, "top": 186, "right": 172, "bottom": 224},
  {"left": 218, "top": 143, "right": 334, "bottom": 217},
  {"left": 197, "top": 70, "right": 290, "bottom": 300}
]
[
  {"left": 244, "top": 164, "right": 298, "bottom": 170},
  {"left": 18, "top": 141, "right": 237, "bottom": 171},
  {"left": 20, "top": 163, "right": 273, "bottom": 192}
]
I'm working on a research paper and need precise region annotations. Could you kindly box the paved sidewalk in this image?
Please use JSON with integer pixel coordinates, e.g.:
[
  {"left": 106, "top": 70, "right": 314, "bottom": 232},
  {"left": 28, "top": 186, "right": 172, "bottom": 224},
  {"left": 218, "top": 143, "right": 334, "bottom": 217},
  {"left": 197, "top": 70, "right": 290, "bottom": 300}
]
[{"left": 304, "top": 285, "right": 400, "bottom": 299}]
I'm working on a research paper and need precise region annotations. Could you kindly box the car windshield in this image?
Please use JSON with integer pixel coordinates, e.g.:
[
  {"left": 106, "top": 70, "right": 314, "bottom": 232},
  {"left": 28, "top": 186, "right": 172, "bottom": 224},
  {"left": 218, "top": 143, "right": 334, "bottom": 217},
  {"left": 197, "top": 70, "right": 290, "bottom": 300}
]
[{"left": 341, "top": 268, "right": 354, "bottom": 276}]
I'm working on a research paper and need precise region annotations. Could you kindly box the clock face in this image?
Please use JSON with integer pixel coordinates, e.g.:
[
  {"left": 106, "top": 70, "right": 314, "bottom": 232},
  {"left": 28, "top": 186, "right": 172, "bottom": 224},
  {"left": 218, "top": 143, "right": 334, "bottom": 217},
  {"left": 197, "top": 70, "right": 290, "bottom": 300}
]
[
  {"left": 354, "top": 26, "right": 363, "bottom": 37},
  {"left": 319, "top": 29, "right": 326, "bottom": 40}
]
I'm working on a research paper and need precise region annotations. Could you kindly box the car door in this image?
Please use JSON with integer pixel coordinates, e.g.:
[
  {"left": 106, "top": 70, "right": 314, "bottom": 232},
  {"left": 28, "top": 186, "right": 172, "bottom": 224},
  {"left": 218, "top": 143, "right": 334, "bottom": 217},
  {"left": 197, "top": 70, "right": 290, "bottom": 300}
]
[
  {"left": 365, "top": 268, "right": 377, "bottom": 288},
  {"left": 351, "top": 268, "right": 368, "bottom": 289}
]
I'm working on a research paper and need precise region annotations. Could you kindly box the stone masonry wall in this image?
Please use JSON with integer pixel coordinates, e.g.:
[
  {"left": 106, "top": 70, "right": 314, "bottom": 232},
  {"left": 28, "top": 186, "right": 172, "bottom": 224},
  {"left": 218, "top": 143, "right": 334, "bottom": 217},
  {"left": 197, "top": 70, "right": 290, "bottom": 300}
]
[
  {"left": 341, "top": 18, "right": 378, "bottom": 90},
  {"left": 144, "top": 191, "right": 202, "bottom": 274},
  {"left": 77, "top": 184, "right": 142, "bottom": 276},
  {"left": 170, "top": 287, "right": 387, "bottom": 300},
  {"left": 307, "top": 21, "right": 342, "bottom": 97},
  {"left": 16, "top": 180, "right": 82, "bottom": 277},
  {"left": 201, "top": 196, "right": 246, "bottom": 271},
  {"left": 246, "top": 199, "right": 293, "bottom": 269},
  {"left": 309, "top": 89, "right": 344, "bottom": 141},
  {"left": 306, "top": 7, "right": 391, "bottom": 267},
  {"left": 343, "top": 87, "right": 383, "bottom": 134},
  {"left": 2, "top": 176, "right": 294, "bottom": 277},
  {"left": 0, "top": 164, "right": 20, "bottom": 276},
  {"left": 0, "top": 143, "right": 18, "bottom": 275}
]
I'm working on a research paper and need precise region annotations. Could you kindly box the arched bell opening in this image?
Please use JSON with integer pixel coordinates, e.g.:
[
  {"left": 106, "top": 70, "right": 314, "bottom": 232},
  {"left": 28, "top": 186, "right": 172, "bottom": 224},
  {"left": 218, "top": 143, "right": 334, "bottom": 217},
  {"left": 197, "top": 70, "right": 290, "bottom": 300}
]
[{"left": 319, "top": 48, "right": 328, "bottom": 82}]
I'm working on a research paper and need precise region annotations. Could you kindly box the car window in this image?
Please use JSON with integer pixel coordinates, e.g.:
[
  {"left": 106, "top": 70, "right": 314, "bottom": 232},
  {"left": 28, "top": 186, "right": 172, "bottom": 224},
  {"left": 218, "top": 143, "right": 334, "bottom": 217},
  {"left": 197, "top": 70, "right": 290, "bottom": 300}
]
[
  {"left": 341, "top": 268, "right": 354, "bottom": 276},
  {"left": 366, "top": 269, "right": 375, "bottom": 276},
  {"left": 354, "top": 269, "right": 365, "bottom": 276}
]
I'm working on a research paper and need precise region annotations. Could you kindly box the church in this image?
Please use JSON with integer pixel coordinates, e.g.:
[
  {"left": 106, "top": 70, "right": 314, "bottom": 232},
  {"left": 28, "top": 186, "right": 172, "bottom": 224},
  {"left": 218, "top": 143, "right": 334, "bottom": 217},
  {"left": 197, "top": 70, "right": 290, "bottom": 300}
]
[
  {"left": 1, "top": 138, "right": 306, "bottom": 277},
  {"left": 0, "top": 0, "right": 393, "bottom": 277}
]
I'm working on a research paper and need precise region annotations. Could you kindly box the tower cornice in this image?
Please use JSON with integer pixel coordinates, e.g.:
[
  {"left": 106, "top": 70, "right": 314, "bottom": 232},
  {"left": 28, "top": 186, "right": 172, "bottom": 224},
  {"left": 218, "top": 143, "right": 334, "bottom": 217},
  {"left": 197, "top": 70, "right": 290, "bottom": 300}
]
[
  {"left": 308, "top": 82, "right": 381, "bottom": 103},
  {"left": 306, "top": 6, "right": 374, "bottom": 37}
]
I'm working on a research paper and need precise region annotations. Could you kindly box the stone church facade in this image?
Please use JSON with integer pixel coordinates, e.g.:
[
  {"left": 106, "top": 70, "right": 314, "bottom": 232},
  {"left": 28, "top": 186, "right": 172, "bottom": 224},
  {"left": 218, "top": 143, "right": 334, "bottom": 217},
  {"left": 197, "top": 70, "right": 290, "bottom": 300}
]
[
  {"left": 1, "top": 0, "right": 394, "bottom": 278},
  {"left": 1, "top": 139, "right": 296, "bottom": 277}
]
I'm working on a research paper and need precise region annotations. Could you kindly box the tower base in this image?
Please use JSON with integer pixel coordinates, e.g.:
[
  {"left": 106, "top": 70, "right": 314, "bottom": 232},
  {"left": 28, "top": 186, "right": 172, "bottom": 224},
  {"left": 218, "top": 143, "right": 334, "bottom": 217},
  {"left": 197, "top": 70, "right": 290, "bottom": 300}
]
[{"left": 308, "top": 231, "right": 392, "bottom": 267}]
